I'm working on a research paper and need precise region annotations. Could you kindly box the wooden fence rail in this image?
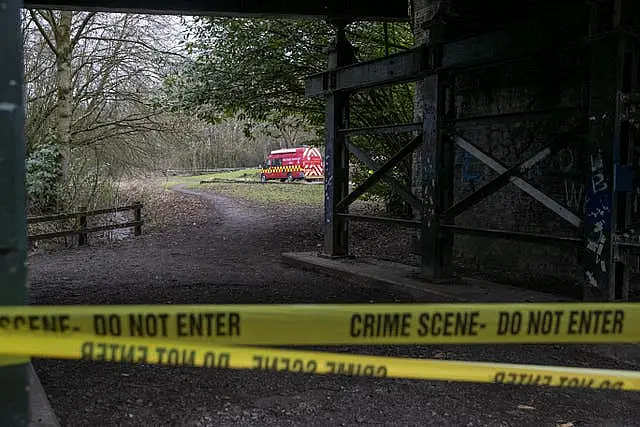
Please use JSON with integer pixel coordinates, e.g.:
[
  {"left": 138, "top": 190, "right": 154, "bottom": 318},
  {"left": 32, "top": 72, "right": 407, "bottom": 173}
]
[{"left": 27, "top": 202, "right": 143, "bottom": 245}]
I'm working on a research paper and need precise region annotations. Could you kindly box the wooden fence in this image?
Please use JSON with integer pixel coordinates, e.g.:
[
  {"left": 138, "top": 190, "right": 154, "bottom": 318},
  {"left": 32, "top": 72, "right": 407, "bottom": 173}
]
[{"left": 28, "top": 202, "right": 143, "bottom": 245}]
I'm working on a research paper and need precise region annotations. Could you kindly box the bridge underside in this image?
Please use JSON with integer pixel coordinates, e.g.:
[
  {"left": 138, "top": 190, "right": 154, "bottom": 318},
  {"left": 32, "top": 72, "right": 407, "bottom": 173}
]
[{"left": 21, "top": 0, "right": 409, "bottom": 19}]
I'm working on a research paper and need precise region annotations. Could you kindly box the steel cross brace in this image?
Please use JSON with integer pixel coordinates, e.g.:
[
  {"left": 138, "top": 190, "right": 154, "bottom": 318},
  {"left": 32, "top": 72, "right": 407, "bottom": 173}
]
[
  {"left": 454, "top": 136, "right": 583, "bottom": 228},
  {"left": 444, "top": 137, "right": 574, "bottom": 220},
  {"left": 345, "top": 140, "right": 423, "bottom": 214},
  {"left": 336, "top": 133, "right": 423, "bottom": 211}
]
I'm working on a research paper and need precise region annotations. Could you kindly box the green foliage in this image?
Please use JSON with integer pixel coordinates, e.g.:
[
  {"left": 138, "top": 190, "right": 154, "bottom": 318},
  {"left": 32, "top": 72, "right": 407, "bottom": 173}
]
[
  {"left": 168, "top": 17, "right": 417, "bottom": 215},
  {"left": 166, "top": 19, "right": 413, "bottom": 126},
  {"left": 165, "top": 17, "right": 332, "bottom": 125},
  {"left": 25, "top": 134, "right": 62, "bottom": 212},
  {"left": 25, "top": 133, "right": 119, "bottom": 213}
]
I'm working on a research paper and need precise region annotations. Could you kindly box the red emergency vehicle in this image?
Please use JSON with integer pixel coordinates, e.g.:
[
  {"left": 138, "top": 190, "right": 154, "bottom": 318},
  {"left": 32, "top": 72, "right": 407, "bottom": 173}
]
[{"left": 260, "top": 146, "right": 324, "bottom": 182}]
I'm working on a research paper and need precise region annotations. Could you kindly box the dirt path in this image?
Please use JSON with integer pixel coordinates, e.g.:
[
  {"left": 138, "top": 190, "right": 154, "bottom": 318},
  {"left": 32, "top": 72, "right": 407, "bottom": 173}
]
[{"left": 28, "top": 186, "right": 640, "bottom": 426}]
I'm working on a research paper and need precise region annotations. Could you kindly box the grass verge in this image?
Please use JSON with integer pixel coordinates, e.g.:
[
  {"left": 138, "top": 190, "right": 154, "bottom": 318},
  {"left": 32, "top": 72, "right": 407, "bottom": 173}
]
[
  {"left": 200, "top": 182, "right": 324, "bottom": 206},
  {"left": 164, "top": 168, "right": 261, "bottom": 189}
]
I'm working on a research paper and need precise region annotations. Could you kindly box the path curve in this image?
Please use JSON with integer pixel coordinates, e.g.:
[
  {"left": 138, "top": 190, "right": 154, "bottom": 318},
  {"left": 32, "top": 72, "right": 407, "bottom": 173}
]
[{"left": 172, "top": 183, "right": 271, "bottom": 234}]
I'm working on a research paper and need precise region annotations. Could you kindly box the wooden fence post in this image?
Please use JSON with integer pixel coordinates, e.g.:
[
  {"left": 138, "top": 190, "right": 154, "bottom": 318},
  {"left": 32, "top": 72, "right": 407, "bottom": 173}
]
[
  {"left": 134, "top": 202, "right": 142, "bottom": 236},
  {"left": 78, "top": 206, "right": 87, "bottom": 246}
]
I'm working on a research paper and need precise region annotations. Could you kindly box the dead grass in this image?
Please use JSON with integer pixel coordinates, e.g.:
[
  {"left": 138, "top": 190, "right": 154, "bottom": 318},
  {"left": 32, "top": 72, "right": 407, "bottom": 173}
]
[
  {"left": 113, "top": 177, "right": 209, "bottom": 233},
  {"left": 29, "top": 177, "right": 210, "bottom": 253}
]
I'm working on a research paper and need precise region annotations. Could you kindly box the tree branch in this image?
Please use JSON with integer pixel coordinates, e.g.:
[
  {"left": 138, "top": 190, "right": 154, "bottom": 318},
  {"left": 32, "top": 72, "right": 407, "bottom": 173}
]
[
  {"left": 29, "top": 9, "right": 58, "bottom": 55},
  {"left": 79, "top": 36, "right": 187, "bottom": 59},
  {"left": 71, "top": 12, "right": 97, "bottom": 48}
]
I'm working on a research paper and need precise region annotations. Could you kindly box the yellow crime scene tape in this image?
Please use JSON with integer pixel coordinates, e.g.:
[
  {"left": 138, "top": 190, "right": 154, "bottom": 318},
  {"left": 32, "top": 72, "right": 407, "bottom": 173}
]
[
  {"left": 1, "top": 303, "right": 638, "bottom": 391},
  {"left": 1, "top": 334, "right": 639, "bottom": 391},
  {"left": 0, "top": 303, "right": 638, "bottom": 345}
]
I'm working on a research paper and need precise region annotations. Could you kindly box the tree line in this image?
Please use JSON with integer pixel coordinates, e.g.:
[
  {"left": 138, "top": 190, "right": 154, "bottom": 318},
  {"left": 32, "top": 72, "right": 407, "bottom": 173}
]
[{"left": 23, "top": 12, "right": 415, "bottom": 215}]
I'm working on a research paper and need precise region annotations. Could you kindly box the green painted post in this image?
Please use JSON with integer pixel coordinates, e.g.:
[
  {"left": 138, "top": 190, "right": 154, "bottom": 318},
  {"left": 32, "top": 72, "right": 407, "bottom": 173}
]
[{"left": 0, "top": 0, "right": 30, "bottom": 425}]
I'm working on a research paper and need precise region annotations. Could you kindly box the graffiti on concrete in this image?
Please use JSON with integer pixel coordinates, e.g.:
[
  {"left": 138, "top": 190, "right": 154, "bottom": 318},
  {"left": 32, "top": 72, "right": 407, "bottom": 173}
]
[
  {"left": 555, "top": 148, "right": 576, "bottom": 173},
  {"left": 422, "top": 155, "right": 435, "bottom": 227},
  {"left": 455, "top": 150, "right": 482, "bottom": 185},
  {"left": 563, "top": 179, "right": 584, "bottom": 212},
  {"left": 584, "top": 149, "right": 612, "bottom": 287}
]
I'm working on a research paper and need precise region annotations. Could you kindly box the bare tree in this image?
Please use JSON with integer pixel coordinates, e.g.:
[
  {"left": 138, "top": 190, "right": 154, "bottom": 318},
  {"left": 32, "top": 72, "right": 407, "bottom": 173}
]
[
  {"left": 20, "top": 11, "right": 186, "bottom": 211},
  {"left": 26, "top": 13, "right": 182, "bottom": 151},
  {"left": 28, "top": 10, "right": 95, "bottom": 169}
]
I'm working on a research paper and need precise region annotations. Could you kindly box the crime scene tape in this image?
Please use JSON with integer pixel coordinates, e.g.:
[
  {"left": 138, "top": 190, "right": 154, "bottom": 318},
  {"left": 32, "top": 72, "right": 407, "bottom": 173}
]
[
  {"left": 0, "top": 303, "right": 638, "bottom": 345},
  {"left": 0, "top": 355, "right": 27, "bottom": 367},
  {"left": 1, "top": 334, "right": 639, "bottom": 391}
]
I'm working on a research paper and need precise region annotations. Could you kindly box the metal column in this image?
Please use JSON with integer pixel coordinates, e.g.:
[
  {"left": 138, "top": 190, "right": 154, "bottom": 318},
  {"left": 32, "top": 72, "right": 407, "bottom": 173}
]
[
  {"left": 584, "top": 0, "right": 639, "bottom": 300},
  {"left": 0, "top": 0, "right": 29, "bottom": 425},
  {"left": 322, "top": 21, "right": 355, "bottom": 257},
  {"left": 420, "top": 24, "right": 456, "bottom": 280}
]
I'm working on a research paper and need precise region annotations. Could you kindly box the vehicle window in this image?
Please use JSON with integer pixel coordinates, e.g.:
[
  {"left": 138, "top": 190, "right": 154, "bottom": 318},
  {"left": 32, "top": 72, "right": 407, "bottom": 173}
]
[{"left": 273, "top": 158, "right": 282, "bottom": 167}]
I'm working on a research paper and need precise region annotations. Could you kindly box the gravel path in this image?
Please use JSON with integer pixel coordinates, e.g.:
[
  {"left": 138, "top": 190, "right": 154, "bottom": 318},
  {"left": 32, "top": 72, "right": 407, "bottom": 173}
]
[{"left": 27, "top": 186, "right": 640, "bottom": 427}]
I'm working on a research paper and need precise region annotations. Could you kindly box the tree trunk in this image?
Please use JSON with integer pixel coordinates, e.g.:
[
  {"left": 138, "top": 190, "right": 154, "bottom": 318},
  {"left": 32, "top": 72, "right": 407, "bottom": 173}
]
[{"left": 54, "top": 11, "right": 74, "bottom": 186}]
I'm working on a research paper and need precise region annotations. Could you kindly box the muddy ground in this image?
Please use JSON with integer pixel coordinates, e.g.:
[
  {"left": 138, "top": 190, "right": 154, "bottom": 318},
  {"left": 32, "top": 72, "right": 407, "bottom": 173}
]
[{"left": 28, "top": 185, "right": 640, "bottom": 426}]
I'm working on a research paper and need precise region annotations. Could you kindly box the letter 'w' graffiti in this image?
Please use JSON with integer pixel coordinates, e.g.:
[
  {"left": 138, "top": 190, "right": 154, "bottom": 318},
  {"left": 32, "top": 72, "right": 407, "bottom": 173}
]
[{"left": 563, "top": 180, "right": 584, "bottom": 212}]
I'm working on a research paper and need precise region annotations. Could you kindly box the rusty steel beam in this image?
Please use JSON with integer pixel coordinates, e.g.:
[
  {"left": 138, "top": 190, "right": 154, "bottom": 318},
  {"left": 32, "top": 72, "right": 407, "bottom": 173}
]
[
  {"left": 337, "top": 213, "right": 421, "bottom": 228},
  {"left": 441, "top": 225, "right": 583, "bottom": 247},
  {"left": 420, "top": 63, "right": 456, "bottom": 280},
  {"left": 339, "top": 122, "right": 422, "bottom": 137},
  {"left": 306, "top": 23, "right": 584, "bottom": 97},
  {"left": 306, "top": 48, "right": 425, "bottom": 97},
  {"left": 23, "top": 0, "right": 408, "bottom": 20},
  {"left": 322, "top": 22, "right": 354, "bottom": 257},
  {"left": 443, "top": 144, "right": 558, "bottom": 220}
]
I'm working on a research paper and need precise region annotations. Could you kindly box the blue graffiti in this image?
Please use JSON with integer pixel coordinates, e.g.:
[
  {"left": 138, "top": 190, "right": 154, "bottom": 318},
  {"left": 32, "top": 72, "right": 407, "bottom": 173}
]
[
  {"left": 585, "top": 152, "right": 611, "bottom": 229},
  {"left": 584, "top": 151, "right": 612, "bottom": 281},
  {"left": 585, "top": 191, "right": 611, "bottom": 228},
  {"left": 456, "top": 151, "right": 482, "bottom": 184}
]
